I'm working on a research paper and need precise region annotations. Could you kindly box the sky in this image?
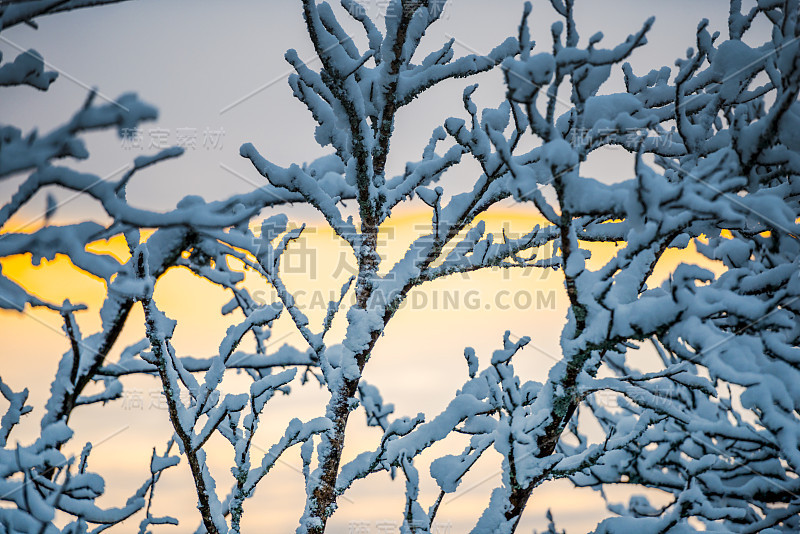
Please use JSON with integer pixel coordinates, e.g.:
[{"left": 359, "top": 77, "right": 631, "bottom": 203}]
[{"left": 0, "top": 0, "right": 751, "bottom": 532}]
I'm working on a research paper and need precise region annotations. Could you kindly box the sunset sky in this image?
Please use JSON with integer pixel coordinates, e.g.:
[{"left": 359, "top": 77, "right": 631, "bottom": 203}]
[{"left": 0, "top": 0, "right": 738, "bottom": 531}]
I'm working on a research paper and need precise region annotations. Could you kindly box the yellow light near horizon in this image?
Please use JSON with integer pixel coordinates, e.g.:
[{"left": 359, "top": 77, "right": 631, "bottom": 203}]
[
  {"left": 0, "top": 207, "right": 724, "bottom": 411},
  {"left": 0, "top": 208, "right": 723, "bottom": 532}
]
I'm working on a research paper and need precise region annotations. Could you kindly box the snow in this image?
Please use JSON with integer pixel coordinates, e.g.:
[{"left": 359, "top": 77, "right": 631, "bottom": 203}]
[
  {"left": 0, "top": 49, "right": 57, "bottom": 90},
  {"left": 3, "top": 0, "right": 800, "bottom": 532},
  {"left": 503, "top": 53, "right": 555, "bottom": 103},
  {"left": 582, "top": 93, "right": 643, "bottom": 128}
]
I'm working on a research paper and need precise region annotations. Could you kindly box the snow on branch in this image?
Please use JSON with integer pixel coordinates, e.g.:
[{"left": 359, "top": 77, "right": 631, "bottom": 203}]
[{"left": 4, "top": 0, "right": 800, "bottom": 532}]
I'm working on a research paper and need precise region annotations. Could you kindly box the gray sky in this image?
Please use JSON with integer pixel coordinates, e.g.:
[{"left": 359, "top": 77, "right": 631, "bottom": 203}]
[{"left": 0, "top": 0, "right": 758, "bottom": 226}]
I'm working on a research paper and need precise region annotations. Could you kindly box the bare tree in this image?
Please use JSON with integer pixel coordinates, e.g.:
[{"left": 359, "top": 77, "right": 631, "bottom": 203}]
[{"left": 1, "top": 0, "right": 799, "bottom": 533}]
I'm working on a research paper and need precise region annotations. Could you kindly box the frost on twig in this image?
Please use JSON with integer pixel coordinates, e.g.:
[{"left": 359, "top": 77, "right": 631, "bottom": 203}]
[
  {"left": 0, "top": 377, "right": 179, "bottom": 532},
  {"left": 3, "top": 0, "right": 800, "bottom": 532},
  {"left": 437, "top": 0, "right": 800, "bottom": 530}
]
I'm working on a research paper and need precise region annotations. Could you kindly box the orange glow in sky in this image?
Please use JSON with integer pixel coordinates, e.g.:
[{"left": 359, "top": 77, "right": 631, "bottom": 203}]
[{"left": 0, "top": 207, "right": 719, "bottom": 532}]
